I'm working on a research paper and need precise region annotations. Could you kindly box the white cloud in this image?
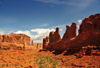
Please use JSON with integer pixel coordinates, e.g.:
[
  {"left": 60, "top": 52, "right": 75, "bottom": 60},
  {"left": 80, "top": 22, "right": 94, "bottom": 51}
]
[
  {"left": 0, "top": 28, "right": 61, "bottom": 43},
  {"left": 0, "top": 28, "right": 55, "bottom": 43},
  {"left": 59, "top": 28, "right": 63, "bottom": 31},
  {"left": 77, "top": 20, "right": 82, "bottom": 24},
  {"left": 30, "top": 28, "right": 55, "bottom": 43},
  {"left": 14, "top": 30, "right": 32, "bottom": 37},
  {"left": 77, "top": 20, "right": 82, "bottom": 28},
  {"left": 40, "top": 24, "right": 48, "bottom": 27},
  {"left": 0, "top": 30, "right": 5, "bottom": 35},
  {"left": 35, "top": 0, "right": 95, "bottom": 7},
  {"left": 14, "top": 28, "right": 55, "bottom": 43}
]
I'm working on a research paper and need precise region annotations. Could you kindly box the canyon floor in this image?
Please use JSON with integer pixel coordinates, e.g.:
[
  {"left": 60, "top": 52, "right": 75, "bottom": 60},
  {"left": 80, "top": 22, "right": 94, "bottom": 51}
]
[{"left": 0, "top": 45, "right": 100, "bottom": 68}]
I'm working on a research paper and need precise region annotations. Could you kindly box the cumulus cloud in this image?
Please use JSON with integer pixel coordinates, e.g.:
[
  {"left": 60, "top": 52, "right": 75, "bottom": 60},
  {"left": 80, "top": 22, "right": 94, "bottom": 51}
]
[
  {"left": 14, "top": 30, "right": 32, "bottom": 37},
  {"left": 14, "top": 28, "right": 55, "bottom": 43},
  {"left": 0, "top": 28, "right": 55, "bottom": 43},
  {"left": 77, "top": 20, "right": 82, "bottom": 24},
  {"left": 30, "top": 28, "right": 55, "bottom": 43},
  {"left": 0, "top": 30, "right": 5, "bottom": 35}
]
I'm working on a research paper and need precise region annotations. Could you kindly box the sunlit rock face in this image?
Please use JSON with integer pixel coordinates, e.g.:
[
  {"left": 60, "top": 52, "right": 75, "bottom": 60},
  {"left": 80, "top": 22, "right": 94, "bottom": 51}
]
[
  {"left": 79, "top": 13, "right": 100, "bottom": 34},
  {"left": 43, "top": 13, "right": 100, "bottom": 50},
  {"left": 2, "top": 34, "right": 30, "bottom": 45},
  {"left": 63, "top": 22, "right": 77, "bottom": 40},
  {"left": 49, "top": 27, "right": 61, "bottom": 43},
  {"left": 43, "top": 36, "right": 49, "bottom": 49}
]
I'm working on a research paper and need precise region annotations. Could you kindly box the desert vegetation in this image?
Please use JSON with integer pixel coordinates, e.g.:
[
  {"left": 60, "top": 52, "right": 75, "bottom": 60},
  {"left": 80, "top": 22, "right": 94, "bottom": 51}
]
[{"left": 0, "top": 44, "right": 100, "bottom": 68}]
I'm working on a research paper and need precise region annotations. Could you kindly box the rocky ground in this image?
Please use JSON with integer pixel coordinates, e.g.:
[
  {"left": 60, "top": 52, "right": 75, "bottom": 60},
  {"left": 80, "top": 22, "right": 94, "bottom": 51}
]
[{"left": 0, "top": 45, "right": 100, "bottom": 68}]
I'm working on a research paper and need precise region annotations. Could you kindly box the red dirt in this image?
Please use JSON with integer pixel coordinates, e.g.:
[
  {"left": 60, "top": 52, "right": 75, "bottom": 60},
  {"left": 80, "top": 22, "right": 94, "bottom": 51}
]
[{"left": 0, "top": 45, "right": 100, "bottom": 68}]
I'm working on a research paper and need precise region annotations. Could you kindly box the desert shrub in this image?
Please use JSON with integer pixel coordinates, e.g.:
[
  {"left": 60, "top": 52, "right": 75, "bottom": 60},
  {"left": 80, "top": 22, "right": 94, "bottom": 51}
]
[{"left": 34, "top": 55, "right": 58, "bottom": 68}]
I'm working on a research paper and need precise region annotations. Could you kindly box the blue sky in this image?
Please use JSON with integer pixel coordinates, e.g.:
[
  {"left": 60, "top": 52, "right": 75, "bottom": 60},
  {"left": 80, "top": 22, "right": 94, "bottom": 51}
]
[{"left": 0, "top": 0, "right": 100, "bottom": 43}]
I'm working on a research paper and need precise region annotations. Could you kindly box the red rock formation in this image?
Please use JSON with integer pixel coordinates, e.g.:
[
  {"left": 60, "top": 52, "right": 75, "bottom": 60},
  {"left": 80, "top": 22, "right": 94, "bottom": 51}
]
[
  {"left": 37, "top": 43, "right": 43, "bottom": 49},
  {"left": 46, "top": 27, "right": 62, "bottom": 49},
  {"left": 32, "top": 40, "right": 34, "bottom": 45},
  {"left": 63, "top": 25, "right": 70, "bottom": 40},
  {"left": 49, "top": 31, "right": 55, "bottom": 43},
  {"left": 86, "top": 46, "right": 93, "bottom": 55},
  {"left": 54, "top": 27, "right": 61, "bottom": 42},
  {"left": 70, "top": 22, "right": 77, "bottom": 38},
  {"left": 82, "top": 47, "right": 86, "bottom": 55},
  {"left": 44, "top": 13, "right": 100, "bottom": 50},
  {"left": 79, "top": 13, "right": 100, "bottom": 34},
  {"left": 0, "top": 35, "right": 3, "bottom": 42},
  {"left": 2, "top": 34, "right": 30, "bottom": 45},
  {"left": 43, "top": 36, "right": 49, "bottom": 49},
  {"left": 63, "top": 22, "right": 77, "bottom": 40},
  {"left": 49, "top": 27, "right": 61, "bottom": 43}
]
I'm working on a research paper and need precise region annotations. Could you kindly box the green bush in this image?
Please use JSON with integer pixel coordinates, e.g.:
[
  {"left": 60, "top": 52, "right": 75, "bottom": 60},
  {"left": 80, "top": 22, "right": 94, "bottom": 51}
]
[{"left": 34, "top": 55, "right": 58, "bottom": 68}]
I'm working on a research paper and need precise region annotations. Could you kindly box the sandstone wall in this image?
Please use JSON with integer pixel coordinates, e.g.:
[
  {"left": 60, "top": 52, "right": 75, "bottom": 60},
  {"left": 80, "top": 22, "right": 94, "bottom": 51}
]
[
  {"left": 2, "top": 34, "right": 30, "bottom": 45},
  {"left": 63, "top": 22, "right": 77, "bottom": 40},
  {"left": 79, "top": 13, "right": 100, "bottom": 34},
  {"left": 49, "top": 27, "right": 61, "bottom": 43},
  {"left": 43, "top": 13, "right": 100, "bottom": 50}
]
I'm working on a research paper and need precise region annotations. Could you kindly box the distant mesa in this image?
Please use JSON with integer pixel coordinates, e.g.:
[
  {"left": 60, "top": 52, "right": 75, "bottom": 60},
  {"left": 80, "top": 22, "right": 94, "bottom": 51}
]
[
  {"left": 43, "top": 13, "right": 100, "bottom": 50},
  {"left": 0, "top": 34, "right": 43, "bottom": 50}
]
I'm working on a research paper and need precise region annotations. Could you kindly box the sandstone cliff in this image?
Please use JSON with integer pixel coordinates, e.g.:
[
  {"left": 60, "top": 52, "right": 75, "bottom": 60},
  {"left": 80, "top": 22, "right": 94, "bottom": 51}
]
[
  {"left": 49, "top": 27, "right": 61, "bottom": 43},
  {"left": 43, "top": 13, "right": 100, "bottom": 50},
  {"left": 2, "top": 34, "right": 30, "bottom": 45},
  {"left": 63, "top": 22, "right": 77, "bottom": 40}
]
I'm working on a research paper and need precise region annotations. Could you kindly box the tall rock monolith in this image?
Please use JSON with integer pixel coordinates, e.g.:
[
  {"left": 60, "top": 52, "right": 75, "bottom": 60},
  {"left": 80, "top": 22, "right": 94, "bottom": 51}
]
[
  {"left": 32, "top": 40, "right": 34, "bottom": 45},
  {"left": 43, "top": 36, "right": 49, "bottom": 49},
  {"left": 49, "top": 27, "right": 61, "bottom": 43},
  {"left": 63, "top": 22, "right": 77, "bottom": 40}
]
